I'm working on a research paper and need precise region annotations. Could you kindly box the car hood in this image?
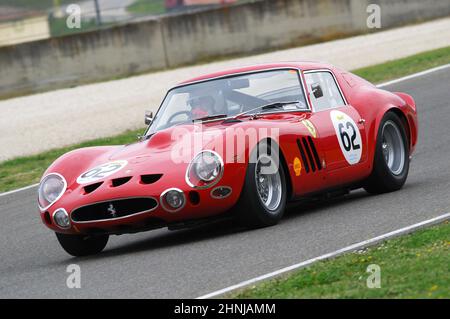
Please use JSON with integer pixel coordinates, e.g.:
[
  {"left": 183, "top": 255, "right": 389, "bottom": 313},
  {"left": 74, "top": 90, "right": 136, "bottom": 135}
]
[
  {"left": 46, "top": 114, "right": 303, "bottom": 187},
  {"left": 45, "top": 122, "right": 235, "bottom": 187},
  {"left": 108, "top": 123, "right": 229, "bottom": 161}
]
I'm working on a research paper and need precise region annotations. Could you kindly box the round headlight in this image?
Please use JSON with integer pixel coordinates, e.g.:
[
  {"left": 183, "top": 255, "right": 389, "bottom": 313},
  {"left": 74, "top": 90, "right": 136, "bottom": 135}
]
[
  {"left": 38, "top": 173, "right": 67, "bottom": 210},
  {"left": 193, "top": 151, "right": 222, "bottom": 182},
  {"left": 53, "top": 208, "right": 70, "bottom": 229},
  {"left": 161, "top": 188, "right": 185, "bottom": 212},
  {"left": 165, "top": 190, "right": 184, "bottom": 209},
  {"left": 186, "top": 150, "right": 224, "bottom": 189}
]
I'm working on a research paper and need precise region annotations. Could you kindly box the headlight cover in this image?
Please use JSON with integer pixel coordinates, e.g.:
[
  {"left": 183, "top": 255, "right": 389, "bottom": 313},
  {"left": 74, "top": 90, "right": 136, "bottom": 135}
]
[
  {"left": 160, "top": 188, "right": 186, "bottom": 213},
  {"left": 53, "top": 208, "right": 71, "bottom": 229},
  {"left": 38, "top": 173, "right": 67, "bottom": 210},
  {"left": 186, "top": 150, "right": 223, "bottom": 189}
]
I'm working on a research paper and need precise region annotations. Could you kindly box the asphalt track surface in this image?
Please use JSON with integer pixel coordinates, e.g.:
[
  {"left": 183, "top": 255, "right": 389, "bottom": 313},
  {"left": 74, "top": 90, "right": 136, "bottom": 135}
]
[{"left": 1, "top": 68, "right": 449, "bottom": 298}]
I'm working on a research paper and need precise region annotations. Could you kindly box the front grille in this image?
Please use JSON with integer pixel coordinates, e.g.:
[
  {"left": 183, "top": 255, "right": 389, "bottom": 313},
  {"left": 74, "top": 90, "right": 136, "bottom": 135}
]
[{"left": 71, "top": 197, "right": 158, "bottom": 222}]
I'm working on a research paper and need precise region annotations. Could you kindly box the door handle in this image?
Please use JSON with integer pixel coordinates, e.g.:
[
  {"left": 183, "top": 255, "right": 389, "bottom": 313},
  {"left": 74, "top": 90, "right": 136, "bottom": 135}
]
[{"left": 358, "top": 118, "right": 366, "bottom": 125}]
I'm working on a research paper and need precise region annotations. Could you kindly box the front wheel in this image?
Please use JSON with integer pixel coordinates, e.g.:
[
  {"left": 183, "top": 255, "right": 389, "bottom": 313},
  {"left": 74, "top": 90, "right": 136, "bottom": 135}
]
[
  {"left": 235, "top": 142, "right": 287, "bottom": 228},
  {"left": 55, "top": 232, "right": 109, "bottom": 257},
  {"left": 364, "top": 112, "right": 410, "bottom": 194}
]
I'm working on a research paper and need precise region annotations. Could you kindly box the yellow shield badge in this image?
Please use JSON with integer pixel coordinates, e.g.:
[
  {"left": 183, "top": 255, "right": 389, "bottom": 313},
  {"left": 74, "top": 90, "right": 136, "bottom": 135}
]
[{"left": 301, "top": 119, "right": 317, "bottom": 138}]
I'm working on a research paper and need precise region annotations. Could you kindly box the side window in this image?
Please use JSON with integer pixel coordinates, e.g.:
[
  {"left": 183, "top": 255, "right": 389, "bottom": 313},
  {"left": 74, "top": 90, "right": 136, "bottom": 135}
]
[{"left": 304, "top": 71, "right": 345, "bottom": 111}]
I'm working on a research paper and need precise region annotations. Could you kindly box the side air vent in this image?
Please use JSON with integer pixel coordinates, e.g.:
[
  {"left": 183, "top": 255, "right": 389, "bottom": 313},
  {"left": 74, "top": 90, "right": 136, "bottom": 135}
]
[
  {"left": 307, "top": 136, "right": 322, "bottom": 171},
  {"left": 84, "top": 182, "right": 103, "bottom": 194},
  {"left": 302, "top": 137, "right": 316, "bottom": 172},
  {"left": 296, "top": 138, "right": 322, "bottom": 174},
  {"left": 296, "top": 139, "right": 310, "bottom": 173},
  {"left": 140, "top": 174, "right": 163, "bottom": 184},
  {"left": 111, "top": 176, "right": 132, "bottom": 187}
]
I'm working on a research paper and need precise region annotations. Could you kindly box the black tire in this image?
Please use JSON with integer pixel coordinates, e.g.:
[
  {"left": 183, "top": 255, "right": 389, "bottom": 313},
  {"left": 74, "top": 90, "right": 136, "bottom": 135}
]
[
  {"left": 364, "top": 112, "right": 409, "bottom": 194},
  {"left": 55, "top": 232, "right": 109, "bottom": 257},
  {"left": 235, "top": 141, "right": 287, "bottom": 228}
]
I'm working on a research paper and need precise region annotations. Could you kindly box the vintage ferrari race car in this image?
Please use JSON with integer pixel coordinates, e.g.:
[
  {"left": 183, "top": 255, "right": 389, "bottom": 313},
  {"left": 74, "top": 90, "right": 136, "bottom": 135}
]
[{"left": 38, "top": 62, "right": 418, "bottom": 256}]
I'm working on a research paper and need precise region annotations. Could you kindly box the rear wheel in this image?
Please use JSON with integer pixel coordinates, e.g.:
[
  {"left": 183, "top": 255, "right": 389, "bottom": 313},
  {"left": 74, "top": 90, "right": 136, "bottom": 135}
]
[
  {"left": 235, "top": 142, "right": 287, "bottom": 228},
  {"left": 364, "top": 112, "right": 409, "bottom": 194},
  {"left": 56, "top": 232, "right": 109, "bottom": 257}
]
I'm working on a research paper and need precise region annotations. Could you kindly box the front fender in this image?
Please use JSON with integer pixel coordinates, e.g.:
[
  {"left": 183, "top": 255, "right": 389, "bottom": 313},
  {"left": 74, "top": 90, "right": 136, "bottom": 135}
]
[{"left": 42, "top": 146, "right": 119, "bottom": 186}]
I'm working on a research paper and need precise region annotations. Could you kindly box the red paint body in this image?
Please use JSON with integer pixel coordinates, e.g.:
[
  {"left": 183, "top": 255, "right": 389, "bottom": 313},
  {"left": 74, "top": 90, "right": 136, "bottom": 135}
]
[{"left": 39, "top": 62, "right": 418, "bottom": 235}]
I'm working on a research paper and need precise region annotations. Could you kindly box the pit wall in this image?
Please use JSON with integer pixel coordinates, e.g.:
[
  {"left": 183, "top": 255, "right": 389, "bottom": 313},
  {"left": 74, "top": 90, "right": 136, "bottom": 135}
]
[{"left": 1, "top": 0, "right": 449, "bottom": 98}]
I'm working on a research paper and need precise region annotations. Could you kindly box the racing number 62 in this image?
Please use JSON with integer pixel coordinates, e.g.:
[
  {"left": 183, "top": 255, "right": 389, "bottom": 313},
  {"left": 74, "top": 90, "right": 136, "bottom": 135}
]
[
  {"left": 77, "top": 160, "right": 128, "bottom": 184},
  {"left": 338, "top": 121, "right": 361, "bottom": 152}
]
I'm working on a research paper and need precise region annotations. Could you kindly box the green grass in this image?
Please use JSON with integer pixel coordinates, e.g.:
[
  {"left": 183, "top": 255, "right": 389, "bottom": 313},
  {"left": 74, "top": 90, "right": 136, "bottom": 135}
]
[
  {"left": 0, "top": 0, "right": 111, "bottom": 37},
  {"left": 48, "top": 17, "right": 105, "bottom": 37},
  {"left": 127, "top": 0, "right": 166, "bottom": 15},
  {"left": 0, "top": 129, "right": 143, "bottom": 192},
  {"left": 353, "top": 46, "right": 450, "bottom": 84},
  {"left": 0, "top": 0, "right": 74, "bottom": 11},
  {"left": 232, "top": 222, "right": 450, "bottom": 298},
  {"left": 1, "top": 45, "right": 450, "bottom": 193}
]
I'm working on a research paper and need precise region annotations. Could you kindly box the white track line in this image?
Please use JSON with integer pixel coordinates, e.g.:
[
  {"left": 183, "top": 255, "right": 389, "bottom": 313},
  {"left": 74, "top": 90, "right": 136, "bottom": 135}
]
[
  {"left": 0, "top": 183, "right": 38, "bottom": 198},
  {"left": 197, "top": 212, "right": 450, "bottom": 299},
  {"left": 377, "top": 63, "right": 450, "bottom": 88},
  {"left": 1, "top": 63, "right": 450, "bottom": 199}
]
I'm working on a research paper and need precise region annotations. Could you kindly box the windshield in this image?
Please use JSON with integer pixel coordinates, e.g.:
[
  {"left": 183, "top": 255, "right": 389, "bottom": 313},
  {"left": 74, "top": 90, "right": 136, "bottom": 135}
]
[{"left": 147, "top": 69, "right": 308, "bottom": 134}]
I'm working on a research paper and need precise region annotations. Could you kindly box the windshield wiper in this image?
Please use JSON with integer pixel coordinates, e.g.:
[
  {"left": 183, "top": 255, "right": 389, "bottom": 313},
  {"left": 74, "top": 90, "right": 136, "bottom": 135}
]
[
  {"left": 193, "top": 114, "right": 228, "bottom": 122},
  {"left": 233, "top": 101, "right": 301, "bottom": 119}
]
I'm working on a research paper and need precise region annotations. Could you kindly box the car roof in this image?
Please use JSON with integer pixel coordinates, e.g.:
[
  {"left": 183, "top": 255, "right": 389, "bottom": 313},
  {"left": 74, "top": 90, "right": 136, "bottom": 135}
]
[{"left": 178, "top": 62, "right": 335, "bottom": 86}]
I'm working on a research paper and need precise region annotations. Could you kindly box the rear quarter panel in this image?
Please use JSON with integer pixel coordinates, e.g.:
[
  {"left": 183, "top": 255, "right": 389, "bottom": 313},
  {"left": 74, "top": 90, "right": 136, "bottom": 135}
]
[{"left": 335, "top": 70, "right": 418, "bottom": 168}]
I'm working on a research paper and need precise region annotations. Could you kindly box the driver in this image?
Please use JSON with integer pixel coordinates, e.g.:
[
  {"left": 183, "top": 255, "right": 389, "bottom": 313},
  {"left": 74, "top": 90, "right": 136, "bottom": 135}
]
[{"left": 188, "top": 95, "right": 216, "bottom": 120}]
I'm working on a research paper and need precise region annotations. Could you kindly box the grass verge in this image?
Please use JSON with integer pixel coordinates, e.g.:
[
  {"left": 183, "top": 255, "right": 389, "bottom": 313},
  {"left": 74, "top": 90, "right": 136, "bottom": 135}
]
[
  {"left": 0, "top": 129, "right": 143, "bottom": 192},
  {"left": 127, "top": 0, "right": 166, "bottom": 15},
  {"left": 231, "top": 221, "right": 450, "bottom": 298},
  {"left": 352, "top": 45, "right": 450, "bottom": 83},
  {"left": 0, "top": 0, "right": 74, "bottom": 10},
  {"left": 1, "top": 46, "right": 450, "bottom": 193},
  {"left": 48, "top": 17, "right": 109, "bottom": 38}
]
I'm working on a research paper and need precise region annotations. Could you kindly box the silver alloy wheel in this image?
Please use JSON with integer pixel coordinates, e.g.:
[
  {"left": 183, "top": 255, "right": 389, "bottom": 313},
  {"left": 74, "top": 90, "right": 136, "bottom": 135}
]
[
  {"left": 255, "top": 155, "right": 282, "bottom": 212},
  {"left": 381, "top": 120, "right": 406, "bottom": 176}
]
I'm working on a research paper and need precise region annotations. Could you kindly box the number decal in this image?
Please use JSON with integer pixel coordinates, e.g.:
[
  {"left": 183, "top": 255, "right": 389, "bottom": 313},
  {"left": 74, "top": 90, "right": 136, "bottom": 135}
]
[
  {"left": 338, "top": 123, "right": 351, "bottom": 152},
  {"left": 348, "top": 122, "right": 361, "bottom": 150},
  {"left": 77, "top": 160, "right": 128, "bottom": 184},
  {"left": 331, "top": 110, "right": 362, "bottom": 165}
]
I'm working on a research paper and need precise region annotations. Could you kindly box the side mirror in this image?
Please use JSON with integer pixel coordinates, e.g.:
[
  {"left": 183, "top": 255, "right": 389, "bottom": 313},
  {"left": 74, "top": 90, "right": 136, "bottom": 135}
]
[
  {"left": 145, "top": 111, "right": 153, "bottom": 125},
  {"left": 311, "top": 83, "right": 324, "bottom": 99}
]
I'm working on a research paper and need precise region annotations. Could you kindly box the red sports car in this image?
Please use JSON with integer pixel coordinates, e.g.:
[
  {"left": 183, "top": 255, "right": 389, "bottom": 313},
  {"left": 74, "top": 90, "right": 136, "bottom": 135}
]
[{"left": 38, "top": 62, "right": 418, "bottom": 256}]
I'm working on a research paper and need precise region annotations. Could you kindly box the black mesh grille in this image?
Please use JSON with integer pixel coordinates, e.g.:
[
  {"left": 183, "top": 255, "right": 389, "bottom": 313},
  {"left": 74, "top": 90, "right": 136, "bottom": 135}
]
[{"left": 71, "top": 198, "right": 158, "bottom": 222}]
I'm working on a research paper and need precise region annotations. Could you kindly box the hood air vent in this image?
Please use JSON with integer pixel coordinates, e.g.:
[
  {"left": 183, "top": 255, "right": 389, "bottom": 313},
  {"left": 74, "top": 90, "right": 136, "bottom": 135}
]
[
  {"left": 111, "top": 176, "right": 132, "bottom": 187},
  {"left": 141, "top": 174, "right": 163, "bottom": 184},
  {"left": 83, "top": 182, "right": 103, "bottom": 194}
]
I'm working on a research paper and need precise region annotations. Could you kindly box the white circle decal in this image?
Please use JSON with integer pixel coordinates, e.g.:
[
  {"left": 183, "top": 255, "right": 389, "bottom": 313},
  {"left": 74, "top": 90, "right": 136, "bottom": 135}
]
[
  {"left": 330, "top": 110, "right": 362, "bottom": 165},
  {"left": 77, "top": 160, "right": 128, "bottom": 184}
]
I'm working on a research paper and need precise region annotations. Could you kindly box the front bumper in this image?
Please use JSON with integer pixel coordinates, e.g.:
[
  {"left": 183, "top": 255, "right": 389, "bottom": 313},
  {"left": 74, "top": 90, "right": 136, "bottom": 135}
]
[{"left": 39, "top": 167, "right": 245, "bottom": 235}]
